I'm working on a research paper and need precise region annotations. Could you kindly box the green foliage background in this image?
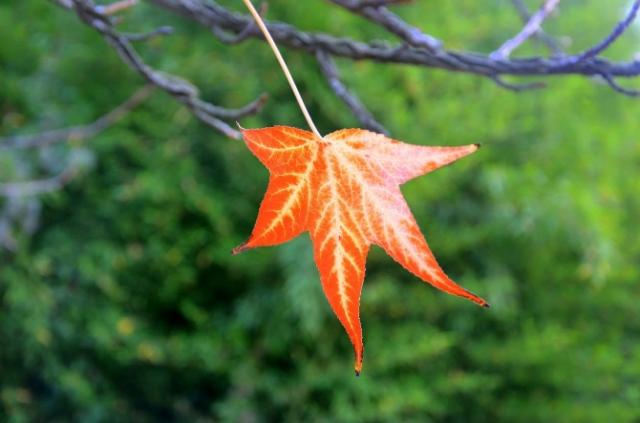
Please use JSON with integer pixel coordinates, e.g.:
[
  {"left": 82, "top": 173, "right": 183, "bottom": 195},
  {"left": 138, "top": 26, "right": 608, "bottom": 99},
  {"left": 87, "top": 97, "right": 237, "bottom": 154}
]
[{"left": 2, "top": 0, "right": 640, "bottom": 421}]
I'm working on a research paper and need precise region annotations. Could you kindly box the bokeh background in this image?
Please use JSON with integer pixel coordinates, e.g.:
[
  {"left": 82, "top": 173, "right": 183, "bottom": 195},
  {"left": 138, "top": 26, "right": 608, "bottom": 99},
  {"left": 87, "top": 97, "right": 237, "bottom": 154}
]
[{"left": 2, "top": 0, "right": 640, "bottom": 421}]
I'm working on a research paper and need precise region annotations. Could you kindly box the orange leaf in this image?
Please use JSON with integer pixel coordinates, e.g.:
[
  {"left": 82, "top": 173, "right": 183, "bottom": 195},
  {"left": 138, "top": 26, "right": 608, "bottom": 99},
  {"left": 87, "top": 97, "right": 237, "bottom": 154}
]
[{"left": 234, "top": 126, "right": 488, "bottom": 375}]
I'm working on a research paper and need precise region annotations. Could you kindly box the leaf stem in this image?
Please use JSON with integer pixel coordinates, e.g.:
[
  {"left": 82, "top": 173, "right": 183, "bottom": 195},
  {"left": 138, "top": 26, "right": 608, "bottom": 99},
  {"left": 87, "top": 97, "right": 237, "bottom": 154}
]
[{"left": 241, "top": 0, "right": 323, "bottom": 139}]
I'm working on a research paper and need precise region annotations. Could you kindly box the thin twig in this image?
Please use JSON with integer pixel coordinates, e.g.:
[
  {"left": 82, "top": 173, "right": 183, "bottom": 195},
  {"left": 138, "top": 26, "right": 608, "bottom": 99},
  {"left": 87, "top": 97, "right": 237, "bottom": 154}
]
[
  {"left": 510, "top": 0, "right": 563, "bottom": 55},
  {"left": 0, "top": 85, "right": 154, "bottom": 150},
  {"left": 490, "top": 76, "right": 546, "bottom": 92},
  {"left": 210, "top": 2, "right": 267, "bottom": 44},
  {"left": 124, "top": 26, "right": 174, "bottom": 42},
  {"left": 492, "top": 0, "right": 560, "bottom": 59},
  {"left": 241, "top": 0, "right": 322, "bottom": 138},
  {"left": 600, "top": 73, "right": 640, "bottom": 97},
  {"left": 356, "top": 0, "right": 411, "bottom": 8},
  {"left": 569, "top": 0, "right": 640, "bottom": 64},
  {"left": 149, "top": 0, "right": 640, "bottom": 80},
  {"left": 328, "top": 0, "right": 442, "bottom": 52},
  {"left": 316, "top": 50, "right": 388, "bottom": 134},
  {"left": 0, "top": 167, "right": 78, "bottom": 198},
  {"left": 96, "top": 0, "right": 137, "bottom": 15},
  {"left": 0, "top": 85, "right": 155, "bottom": 198},
  {"left": 62, "top": 0, "right": 267, "bottom": 140},
  {"left": 53, "top": 0, "right": 640, "bottom": 133}
]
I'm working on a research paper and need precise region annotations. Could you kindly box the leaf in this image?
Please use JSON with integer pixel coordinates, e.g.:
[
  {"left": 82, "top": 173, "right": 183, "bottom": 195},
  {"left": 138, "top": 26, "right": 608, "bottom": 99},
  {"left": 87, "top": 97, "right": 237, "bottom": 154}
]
[{"left": 233, "top": 126, "right": 488, "bottom": 375}]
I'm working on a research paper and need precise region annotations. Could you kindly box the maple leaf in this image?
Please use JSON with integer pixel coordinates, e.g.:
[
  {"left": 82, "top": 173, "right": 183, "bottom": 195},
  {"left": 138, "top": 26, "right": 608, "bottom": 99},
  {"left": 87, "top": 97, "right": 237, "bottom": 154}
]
[{"left": 233, "top": 126, "right": 488, "bottom": 375}]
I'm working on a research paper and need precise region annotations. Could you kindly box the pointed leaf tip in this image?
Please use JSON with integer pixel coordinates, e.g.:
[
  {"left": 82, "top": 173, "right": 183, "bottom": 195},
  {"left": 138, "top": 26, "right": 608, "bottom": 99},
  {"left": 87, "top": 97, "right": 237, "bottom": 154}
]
[
  {"left": 470, "top": 296, "right": 490, "bottom": 308},
  {"left": 354, "top": 351, "right": 363, "bottom": 376}
]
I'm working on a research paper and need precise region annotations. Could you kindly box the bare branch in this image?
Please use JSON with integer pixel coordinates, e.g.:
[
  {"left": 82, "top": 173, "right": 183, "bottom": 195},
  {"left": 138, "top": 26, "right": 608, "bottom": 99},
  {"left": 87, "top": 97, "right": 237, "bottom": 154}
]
[
  {"left": 7, "top": 0, "right": 640, "bottom": 246},
  {"left": 54, "top": 0, "right": 267, "bottom": 140},
  {"left": 569, "top": 0, "right": 640, "bottom": 64},
  {"left": 327, "top": 0, "right": 442, "bottom": 52},
  {"left": 0, "top": 85, "right": 153, "bottom": 150},
  {"left": 124, "top": 26, "right": 174, "bottom": 42},
  {"left": 95, "top": 0, "right": 137, "bottom": 16},
  {"left": 510, "top": 0, "right": 563, "bottom": 56},
  {"left": 0, "top": 167, "right": 77, "bottom": 198},
  {"left": 492, "top": 0, "right": 560, "bottom": 60},
  {"left": 210, "top": 2, "right": 267, "bottom": 44},
  {"left": 0, "top": 85, "right": 154, "bottom": 198},
  {"left": 316, "top": 50, "right": 388, "bottom": 134},
  {"left": 490, "top": 76, "right": 546, "bottom": 92},
  {"left": 600, "top": 74, "right": 640, "bottom": 97},
  {"left": 191, "top": 94, "right": 268, "bottom": 120},
  {"left": 355, "top": 0, "right": 412, "bottom": 8},
  {"left": 148, "top": 0, "right": 640, "bottom": 82},
  {"left": 50, "top": 0, "right": 640, "bottom": 137}
]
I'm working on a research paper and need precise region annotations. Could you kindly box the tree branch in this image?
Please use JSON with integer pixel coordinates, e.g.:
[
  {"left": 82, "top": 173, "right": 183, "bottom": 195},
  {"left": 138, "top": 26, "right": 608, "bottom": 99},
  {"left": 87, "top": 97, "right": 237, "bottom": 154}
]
[
  {"left": 490, "top": 76, "right": 546, "bottom": 92},
  {"left": 327, "top": 0, "right": 442, "bottom": 52},
  {"left": 509, "top": 0, "right": 563, "bottom": 56},
  {"left": 124, "top": 25, "right": 174, "bottom": 42},
  {"left": 316, "top": 50, "right": 388, "bottom": 134},
  {"left": 56, "top": 0, "right": 267, "bottom": 140},
  {"left": 355, "top": 0, "right": 412, "bottom": 9},
  {"left": 0, "top": 85, "right": 154, "bottom": 198},
  {"left": 52, "top": 0, "right": 640, "bottom": 137},
  {"left": 0, "top": 85, "right": 153, "bottom": 150},
  {"left": 569, "top": 0, "right": 640, "bottom": 65},
  {"left": 600, "top": 73, "right": 640, "bottom": 97},
  {"left": 0, "top": 167, "right": 78, "bottom": 198},
  {"left": 95, "top": 0, "right": 137, "bottom": 15},
  {"left": 492, "top": 0, "right": 560, "bottom": 59},
  {"left": 149, "top": 0, "right": 640, "bottom": 81}
]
